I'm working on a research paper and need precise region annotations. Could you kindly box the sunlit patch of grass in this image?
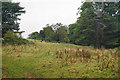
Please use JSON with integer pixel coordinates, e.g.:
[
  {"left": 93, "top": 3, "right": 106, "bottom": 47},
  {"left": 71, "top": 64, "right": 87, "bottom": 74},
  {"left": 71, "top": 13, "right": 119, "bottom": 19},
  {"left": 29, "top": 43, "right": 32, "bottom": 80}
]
[{"left": 2, "top": 39, "right": 119, "bottom": 78}]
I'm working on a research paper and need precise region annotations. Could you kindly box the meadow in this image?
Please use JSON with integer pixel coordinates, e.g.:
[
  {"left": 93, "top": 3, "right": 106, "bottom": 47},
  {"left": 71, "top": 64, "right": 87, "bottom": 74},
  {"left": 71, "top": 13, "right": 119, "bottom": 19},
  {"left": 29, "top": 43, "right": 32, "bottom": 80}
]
[{"left": 2, "top": 39, "right": 120, "bottom": 78}]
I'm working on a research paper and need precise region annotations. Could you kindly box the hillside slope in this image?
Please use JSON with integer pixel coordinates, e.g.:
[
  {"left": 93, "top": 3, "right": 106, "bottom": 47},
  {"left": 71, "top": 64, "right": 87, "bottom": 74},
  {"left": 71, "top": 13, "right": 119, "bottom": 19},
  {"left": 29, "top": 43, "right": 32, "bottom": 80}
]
[{"left": 2, "top": 39, "right": 119, "bottom": 78}]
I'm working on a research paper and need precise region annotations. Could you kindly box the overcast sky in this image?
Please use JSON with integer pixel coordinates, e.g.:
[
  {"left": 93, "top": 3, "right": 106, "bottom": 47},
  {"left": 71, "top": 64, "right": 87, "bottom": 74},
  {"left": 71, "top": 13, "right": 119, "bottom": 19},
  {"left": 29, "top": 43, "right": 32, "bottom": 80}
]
[{"left": 12, "top": 0, "right": 83, "bottom": 38}]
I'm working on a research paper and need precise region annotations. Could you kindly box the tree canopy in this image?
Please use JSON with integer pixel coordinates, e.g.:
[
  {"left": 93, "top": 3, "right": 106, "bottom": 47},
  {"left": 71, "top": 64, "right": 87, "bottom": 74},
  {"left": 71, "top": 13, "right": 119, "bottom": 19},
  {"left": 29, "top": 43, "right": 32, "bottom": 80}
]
[
  {"left": 28, "top": 23, "right": 69, "bottom": 43},
  {"left": 69, "top": 2, "right": 120, "bottom": 48},
  {"left": 2, "top": 2, "right": 25, "bottom": 37}
]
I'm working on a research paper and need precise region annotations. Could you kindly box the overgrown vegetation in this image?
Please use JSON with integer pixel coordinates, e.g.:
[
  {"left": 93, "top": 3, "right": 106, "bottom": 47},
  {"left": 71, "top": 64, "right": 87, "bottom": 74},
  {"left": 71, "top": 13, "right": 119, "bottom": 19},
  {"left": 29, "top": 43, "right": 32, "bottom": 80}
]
[
  {"left": 2, "top": 39, "right": 119, "bottom": 78},
  {"left": 3, "top": 30, "right": 33, "bottom": 45}
]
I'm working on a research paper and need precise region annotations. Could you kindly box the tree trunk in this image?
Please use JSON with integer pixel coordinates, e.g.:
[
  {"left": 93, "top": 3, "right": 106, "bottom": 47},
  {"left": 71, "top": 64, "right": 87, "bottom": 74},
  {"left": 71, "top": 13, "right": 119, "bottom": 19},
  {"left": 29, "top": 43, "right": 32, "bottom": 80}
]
[
  {"left": 95, "top": 23, "right": 101, "bottom": 49},
  {"left": 94, "top": 2, "right": 104, "bottom": 49}
]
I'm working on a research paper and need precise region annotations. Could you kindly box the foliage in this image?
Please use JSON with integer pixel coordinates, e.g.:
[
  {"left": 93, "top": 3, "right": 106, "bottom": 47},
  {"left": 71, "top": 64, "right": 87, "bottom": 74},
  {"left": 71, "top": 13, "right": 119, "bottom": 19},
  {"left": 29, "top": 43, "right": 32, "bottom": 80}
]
[
  {"left": 27, "top": 2, "right": 119, "bottom": 49},
  {"left": 54, "top": 25, "right": 69, "bottom": 42},
  {"left": 28, "top": 23, "right": 69, "bottom": 43},
  {"left": 43, "top": 26, "right": 54, "bottom": 42},
  {"left": 2, "top": 2, "right": 25, "bottom": 37},
  {"left": 28, "top": 32, "right": 39, "bottom": 39},
  {"left": 3, "top": 30, "right": 30, "bottom": 45},
  {"left": 69, "top": 2, "right": 120, "bottom": 49}
]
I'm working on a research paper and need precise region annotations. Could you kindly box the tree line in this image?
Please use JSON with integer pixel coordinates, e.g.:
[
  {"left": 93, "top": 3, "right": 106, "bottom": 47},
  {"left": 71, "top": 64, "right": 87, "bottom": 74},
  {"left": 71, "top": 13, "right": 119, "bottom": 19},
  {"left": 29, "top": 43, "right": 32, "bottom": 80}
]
[
  {"left": 28, "top": 2, "right": 120, "bottom": 49},
  {"left": 2, "top": 1, "right": 120, "bottom": 49},
  {"left": 28, "top": 23, "right": 70, "bottom": 43},
  {"left": 69, "top": 2, "right": 120, "bottom": 49}
]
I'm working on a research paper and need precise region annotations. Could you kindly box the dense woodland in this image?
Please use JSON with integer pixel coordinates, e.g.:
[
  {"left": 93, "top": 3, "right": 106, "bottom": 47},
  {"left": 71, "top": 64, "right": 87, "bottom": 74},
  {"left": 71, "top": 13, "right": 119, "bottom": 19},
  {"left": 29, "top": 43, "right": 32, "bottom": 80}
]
[{"left": 2, "top": 1, "right": 120, "bottom": 49}]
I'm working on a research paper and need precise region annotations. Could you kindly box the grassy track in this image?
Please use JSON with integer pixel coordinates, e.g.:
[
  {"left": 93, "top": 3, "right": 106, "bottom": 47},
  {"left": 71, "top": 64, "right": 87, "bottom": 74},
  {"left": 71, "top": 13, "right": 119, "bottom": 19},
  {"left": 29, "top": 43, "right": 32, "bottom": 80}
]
[{"left": 2, "top": 39, "right": 119, "bottom": 78}]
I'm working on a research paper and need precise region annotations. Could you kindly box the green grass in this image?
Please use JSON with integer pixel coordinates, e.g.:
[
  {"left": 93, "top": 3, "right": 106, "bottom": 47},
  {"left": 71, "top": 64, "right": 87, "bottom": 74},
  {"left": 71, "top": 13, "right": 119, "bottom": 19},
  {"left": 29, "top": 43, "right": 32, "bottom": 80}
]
[{"left": 2, "top": 39, "right": 119, "bottom": 78}]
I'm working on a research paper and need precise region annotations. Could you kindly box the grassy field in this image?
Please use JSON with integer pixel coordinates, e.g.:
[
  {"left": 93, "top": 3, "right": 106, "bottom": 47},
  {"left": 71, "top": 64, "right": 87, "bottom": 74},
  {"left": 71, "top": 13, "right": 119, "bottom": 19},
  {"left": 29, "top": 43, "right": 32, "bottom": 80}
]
[{"left": 2, "top": 39, "right": 120, "bottom": 78}]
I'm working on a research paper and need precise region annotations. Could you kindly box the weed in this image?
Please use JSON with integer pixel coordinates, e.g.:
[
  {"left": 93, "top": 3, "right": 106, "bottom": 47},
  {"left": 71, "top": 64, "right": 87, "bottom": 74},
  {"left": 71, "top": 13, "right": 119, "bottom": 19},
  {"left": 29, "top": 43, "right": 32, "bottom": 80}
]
[{"left": 2, "top": 39, "right": 119, "bottom": 78}]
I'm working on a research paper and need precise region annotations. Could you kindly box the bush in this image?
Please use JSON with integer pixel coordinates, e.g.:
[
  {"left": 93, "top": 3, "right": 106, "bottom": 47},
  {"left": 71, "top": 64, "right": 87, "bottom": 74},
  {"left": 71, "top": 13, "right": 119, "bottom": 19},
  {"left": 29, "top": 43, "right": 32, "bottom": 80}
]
[
  {"left": 64, "top": 37, "right": 70, "bottom": 43},
  {"left": 3, "top": 30, "right": 31, "bottom": 45}
]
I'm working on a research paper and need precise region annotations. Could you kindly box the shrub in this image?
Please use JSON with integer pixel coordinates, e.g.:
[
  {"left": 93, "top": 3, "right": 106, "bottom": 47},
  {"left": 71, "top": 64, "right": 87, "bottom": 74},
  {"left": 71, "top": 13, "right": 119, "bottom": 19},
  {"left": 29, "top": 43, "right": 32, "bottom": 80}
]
[
  {"left": 3, "top": 30, "right": 31, "bottom": 45},
  {"left": 3, "top": 30, "right": 18, "bottom": 44}
]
